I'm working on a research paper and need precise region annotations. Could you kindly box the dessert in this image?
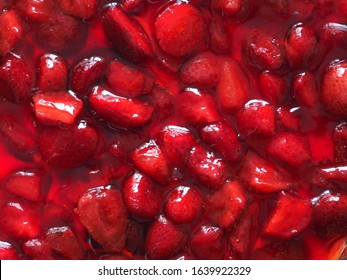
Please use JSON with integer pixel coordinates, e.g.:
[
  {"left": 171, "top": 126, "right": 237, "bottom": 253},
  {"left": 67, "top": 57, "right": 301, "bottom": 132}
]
[{"left": 0, "top": 0, "right": 347, "bottom": 260}]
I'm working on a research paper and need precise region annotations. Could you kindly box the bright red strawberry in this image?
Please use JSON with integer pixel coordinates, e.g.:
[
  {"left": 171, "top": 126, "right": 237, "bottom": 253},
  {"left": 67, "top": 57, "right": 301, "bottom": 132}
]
[
  {"left": 154, "top": 3, "right": 205, "bottom": 58},
  {"left": 164, "top": 185, "right": 203, "bottom": 224},
  {"left": 58, "top": 0, "right": 98, "bottom": 19},
  {"left": 15, "top": 0, "right": 56, "bottom": 21},
  {"left": 292, "top": 71, "right": 318, "bottom": 108},
  {"left": 208, "top": 16, "right": 230, "bottom": 54},
  {"left": 267, "top": 132, "right": 312, "bottom": 167},
  {"left": 200, "top": 120, "right": 242, "bottom": 163},
  {"left": 216, "top": 58, "right": 249, "bottom": 113},
  {"left": 0, "top": 53, "right": 34, "bottom": 103},
  {"left": 33, "top": 91, "right": 83, "bottom": 125},
  {"left": 0, "top": 241, "right": 21, "bottom": 260},
  {"left": 149, "top": 86, "right": 174, "bottom": 121},
  {"left": 38, "top": 121, "right": 99, "bottom": 168},
  {"left": 37, "top": 54, "right": 68, "bottom": 92},
  {"left": 190, "top": 225, "right": 226, "bottom": 260},
  {"left": 258, "top": 71, "right": 287, "bottom": 104},
  {"left": 103, "top": 5, "right": 152, "bottom": 62},
  {"left": 0, "top": 9, "right": 23, "bottom": 56},
  {"left": 145, "top": 215, "right": 186, "bottom": 259},
  {"left": 122, "top": 171, "right": 162, "bottom": 220},
  {"left": 88, "top": 86, "right": 153, "bottom": 128},
  {"left": 130, "top": 140, "right": 171, "bottom": 184},
  {"left": 212, "top": 0, "right": 242, "bottom": 16},
  {"left": 206, "top": 180, "right": 247, "bottom": 228},
  {"left": 333, "top": 123, "right": 347, "bottom": 163},
  {"left": 239, "top": 151, "right": 293, "bottom": 193},
  {"left": 106, "top": 59, "right": 154, "bottom": 98},
  {"left": 187, "top": 144, "right": 227, "bottom": 189},
  {"left": 77, "top": 186, "right": 128, "bottom": 252},
  {"left": 277, "top": 106, "right": 301, "bottom": 131},
  {"left": 22, "top": 239, "right": 54, "bottom": 260},
  {"left": 264, "top": 192, "right": 312, "bottom": 240}
]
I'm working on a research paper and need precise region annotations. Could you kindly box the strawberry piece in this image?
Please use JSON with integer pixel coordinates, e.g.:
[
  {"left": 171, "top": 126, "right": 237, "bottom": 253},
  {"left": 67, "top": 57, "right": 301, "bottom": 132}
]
[
  {"left": 0, "top": 53, "right": 33, "bottom": 104},
  {"left": 208, "top": 16, "right": 230, "bottom": 54},
  {"left": 176, "top": 88, "right": 221, "bottom": 126},
  {"left": 77, "top": 186, "right": 128, "bottom": 252},
  {"left": 108, "top": 139, "right": 125, "bottom": 160},
  {"left": 164, "top": 185, "right": 203, "bottom": 224},
  {"left": 288, "top": 0, "right": 314, "bottom": 19},
  {"left": 258, "top": 71, "right": 287, "bottom": 104},
  {"left": 130, "top": 140, "right": 171, "bottom": 184},
  {"left": 125, "top": 220, "right": 144, "bottom": 253},
  {"left": 106, "top": 59, "right": 154, "bottom": 98},
  {"left": 311, "top": 165, "right": 347, "bottom": 188},
  {"left": 216, "top": 58, "right": 249, "bottom": 113},
  {"left": 15, "top": 0, "right": 56, "bottom": 21},
  {"left": 313, "top": 0, "right": 334, "bottom": 15},
  {"left": 0, "top": 241, "right": 21, "bottom": 260},
  {"left": 103, "top": 5, "right": 152, "bottom": 62},
  {"left": 239, "top": 151, "right": 293, "bottom": 193},
  {"left": 320, "top": 23, "right": 347, "bottom": 48},
  {"left": 37, "top": 54, "right": 68, "bottom": 92},
  {"left": 88, "top": 86, "right": 153, "bottom": 128},
  {"left": 121, "top": 0, "right": 144, "bottom": 14},
  {"left": 292, "top": 72, "right": 318, "bottom": 108},
  {"left": 200, "top": 120, "right": 242, "bottom": 163},
  {"left": 284, "top": 23, "right": 319, "bottom": 69},
  {"left": 337, "top": 0, "right": 347, "bottom": 18},
  {"left": 145, "top": 215, "right": 186, "bottom": 259},
  {"left": 242, "top": 30, "right": 284, "bottom": 70},
  {"left": 267, "top": 132, "right": 312, "bottom": 167},
  {"left": 5, "top": 169, "right": 42, "bottom": 201},
  {"left": 187, "top": 144, "right": 227, "bottom": 189},
  {"left": 262, "top": 0, "right": 289, "bottom": 17},
  {"left": 179, "top": 52, "right": 220, "bottom": 89},
  {"left": 0, "top": 9, "right": 23, "bottom": 56},
  {"left": 122, "top": 171, "right": 162, "bottom": 220},
  {"left": 277, "top": 106, "right": 301, "bottom": 131},
  {"left": 22, "top": 239, "right": 54, "bottom": 260},
  {"left": 212, "top": 0, "right": 242, "bottom": 16},
  {"left": 71, "top": 56, "right": 107, "bottom": 96},
  {"left": 149, "top": 86, "right": 174, "bottom": 121},
  {"left": 38, "top": 121, "right": 99, "bottom": 168},
  {"left": 333, "top": 123, "right": 347, "bottom": 163},
  {"left": 58, "top": 0, "right": 98, "bottom": 19},
  {"left": 154, "top": 3, "right": 205, "bottom": 58},
  {"left": 264, "top": 192, "right": 312, "bottom": 240},
  {"left": 190, "top": 225, "right": 226, "bottom": 260},
  {"left": 33, "top": 91, "right": 83, "bottom": 125},
  {"left": 321, "top": 60, "right": 347, "bottom": 118},
  {"left": 206, "top": 180, "right": 247, "bottom": 228}
]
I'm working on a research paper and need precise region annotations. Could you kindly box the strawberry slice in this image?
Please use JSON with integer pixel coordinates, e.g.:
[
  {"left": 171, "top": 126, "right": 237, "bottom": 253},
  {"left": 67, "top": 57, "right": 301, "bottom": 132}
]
[
  {"left": 292, "top": 71, "right": 318, "bottom": 108},
  {"left": 0, "top": 9, "right": 23, "bottom": 56},
  {"left": 0, "top": 241, "right": 21, "bottom": 260},
  {"left": 77, "top": 186, "right": 128, "bottom": 252},
  {"left": 58, "top": 0, "right": 98, "bottom": 19},
  {"left": 15, "top": 0, "right": 57, "bottom": 21},
  {"left": 311, "top": 165, "right": 347, "bottom": 188},
  {"left": 258, "top": 71, "right": 287, "bottom": 104}
]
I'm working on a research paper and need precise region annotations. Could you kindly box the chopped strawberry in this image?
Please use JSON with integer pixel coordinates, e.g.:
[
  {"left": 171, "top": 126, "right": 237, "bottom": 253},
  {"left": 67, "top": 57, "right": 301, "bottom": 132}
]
[
  {"left": 208, "top": 16, "right": 230, "bottom": 54},
  {"left": 311, "top": 165, "right": 347, "bottom": 188},
  {"left": 125, "top": 219, "right": 144, "bottom": 253},
  {"left": 58, "top": 0, "right": 98, "bottom": 19},
  {"left": 0, "top": 241, "right": 21, "bottom": 260},
  {"left": 154, "top": 3, "right": 205, "bottom": 58},
  {"left": 22, "top": 239, "right": 54, "bottom": 260},
  {"left": 212, "top": 0, "right": 242, "bottom": 16},
  {"left": 0, "top": 9, "right": 23, "bottom": 56},
  {"left": 37, "top": 54, "right": 68, "bottom": 92},
  {"left": 108, "top": 139, "right": 125, "bottom": 160},
  {"left": 106, "top": 59, "right": 154, "bottom": 98},
  {"left": 103, "top": 5, "right": 152, "bottom": 62},
  {"left": 258, "top": 71, "right": 287, "bottom": 104},
  {"left": 149, "top": 86, "right": 174, "bottom": 121},
  {"left": 320, "top": 23, "right": 347, "bottom": 48},
  {"left": 121, "top": 0, "right": 144, "bottom": 14},
  {"left": 333, "top": 123, "right": 347, "bottom": 163},
  {"left": 288, "top": 0, "right": 314, "bottom": 19},
  {"left": 122, "top": 171, "right": 162, "bottom": 220},
  {"left": 292, "top": 72, "right": 318, "bottom": 108},
  {"left": 277, "top": 106, "right": 301, "bottom": 131},
  {"left": 89, "top": 86, "right": 153, "bottom": 128},
  {"left": 145, "top": 215, "right": 186, "bottom": 259},
  {"left": 77, "top": 186, "right": 128, "bottom": 252},
  {"left": 15, "top": 0, "right": 57, "bottom": 21},
  {"left": 33, "top": 91, "right": 83, "bottom": 125},
  {"left": 206, "top": 180, "right": 247, "bottom": 228}
]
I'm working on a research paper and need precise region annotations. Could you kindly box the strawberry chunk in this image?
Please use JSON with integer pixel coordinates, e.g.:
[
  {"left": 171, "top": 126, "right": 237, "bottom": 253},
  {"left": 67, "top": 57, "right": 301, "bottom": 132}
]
[
  {"left": 22, "top": 239, "right": 54, "bottom": 260},
  {"left": 121, "top": 0, "right": 144, "bottom": 14},
  {"left": 15, "top": 0, "right": 56, "bottom": 21},
  {"left": 77, "top": 187, "right": 128, "bottom": 252},
  {"left": 149, "top": 86, "right": 174, "bottom": 121},
  {"left": 292, "top": 72, "right": 318, "bottom": 108},
  {"left": 320, "top": 23, "right": 347, "bottom": 49},
  {"left": 311, "top": 165, "right": 347, "bottom": 188},
  {"left": 258, "top": 71, "right": 287, "bottom": 104},
  {"left": 0, "top": 241, "right": 21, "bottom": 260},
  {"left": 337, "top": 0, "right": 347, "bottom": 18},
  {"left": 212, "top": 0, "right": 242, "bottom": 17},
  {"left": 208, "top": 16, "right": 230, "bottom": 54},
  {"left": 58, "top": 0, "right": 98, "bottom": 19},
  {"left": 0, "top": 9, "right": 23, "bottom": 56},
  {"left": 277, "top": 106, "right": 301, "bottom": 131}
]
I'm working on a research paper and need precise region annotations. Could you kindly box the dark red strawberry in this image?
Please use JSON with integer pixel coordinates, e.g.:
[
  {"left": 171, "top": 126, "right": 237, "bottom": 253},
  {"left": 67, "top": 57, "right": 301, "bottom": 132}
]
[
  {"left": 33, "top": 91, "right": 84, "bottom": 125},
  {"left": 292, "top": 72, "right": 318, "bottom": 108},
  {"left": 320, "top": 23, "right": 347, "bottom": 48},
  {"left": 288, "top": 0, "right": 314, "bottom": 19},
  {"left": 212, "top": 0, "right": 242, "bottom": 16},
  {"left": 206, "top": 180, "right": 247, "bottom": 228},
  {"left": 0, "top": 53, "right": 34, "bottom": 103},
  {"left": 258, "top": 71, "right": 287, "bottom": 104},
  {"left": 312, "top": 0, "right": 333, "bottom": 15},
  {"left": 122, "top": 171, "right": 162, "bottom": 220},
  {"left": 15, "top": 0, "right": 56, "bottom": 21},
  {"left": 0, "top": 241, "right": 21, "bottom": 260},
  {"left": 145, "top": 215, "right": 186, "bottom": 259},
  {"left": 333, "top": 123, "right": 347, "bottom": 163},
  {"left": 164, "top": 185, "right": 203, "bottom": 224},
  {"left": 264, "top": 192, "right": 312, "bottom": 240},
  {"left": 125, "top": 220, "right": 144, "bottom": 253},
  {"left": 103, "top": 5, "right": 152, "bottom": 62},
  {"left": 22, "top": 239, "right": 54, "bottom": 260},
  {"left": 108, "top": 139, "right": 125, "bottom": 160},
  {"left": 0, "top": 9, "right": 23, "bottom": 56},
  {"left": 37, "top": 54, "right": 68, "bottom": 92},
  {"left": 208, "top": 16, "right": 230, "bottom": 54},
  {"left": 77, "top": 186, "right": 128, "bottom": 252},
  {"left": 277, "top": 106, "right": 301, "bottom": 131},
  {"left": 149, "top": 86, "right": 174, "bottom": 121},
  {"left": 58, "top": 0, "right": 98, "bottom": 19},
  {"left": 121, "top": 0, "right": 144, "bottom": 14},
  {"left": 154, "top": 3, "right": 205, "bottom": 58},
  {"left": 261, "top": 0, "right": 289, "bottom": 17},
  {"left": 106, "top": 59, "right": 154, "bottom": 98},
  {"left": 311, "top": 165, "right": 347, "bottom": 188}
]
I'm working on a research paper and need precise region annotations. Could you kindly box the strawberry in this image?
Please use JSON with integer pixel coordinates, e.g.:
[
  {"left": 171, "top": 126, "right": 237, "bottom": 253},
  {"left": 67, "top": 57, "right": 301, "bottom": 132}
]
[
  {"left": 108, "top": 139, "right": 125, "bottom": 160},
  {"left": 71, "top": 56, "right": 107, "bottom": 96},
  {"left": 122, "top": 171, "right": 162, "bottom": 220},
  {"left": 37, "top": 54, "right": 68, "bottom": 92},
  {"left": 88, "top": 86, "right": 153, "bottom": 128},
  {"left": 15, "top": 0, "right": 57, "bottom": 21},
  {"left": 77, "top": 186, "right": 128, "bottom": 252},
  {"left": 22, "top": 239, "right": 54, "bottom": 260},
  {"left": 103, "top": 5, "right": 152, "bottom": 62},
  {"left": 208, "top": 16, "right": 230, "bottom": 54},
  {"left": 106, "top": 59, "right": 154, "bottom": 98},
  {"left": 190, "top": 225, "right": 226, "bottom": 260},
  {"left": 312, "top": 0, "right": 333, "bottom": 15},
  {"left": 333, "top": 123, "right": 347, "bottom": 163},
  {"left": 206, "top": 180, "right": 247, "bottom": 228},
  {"left": 216, "top": 58, "right": 249, "bottom": 113},
  {"left": 288, "top": 0, "right": 314, "bottom": 19},
  {"left": 311, "top": 165, "right": 347, "bottom": 188},
  {"left": 164, "top": 185, "right": 203, "bottom": 224},
  {"left": 239, "top": 151, "right": 293, "bottom": 193},
  {"left": 33, "top": 91, "right": 84, "bottom": 125},
  {"left": 0, "top": 53, "right": 34, "bottom": 104},
  {"left": 267, "top": 132, "right": 312, "bottom": 167},
  {"left": 125, "top": 220, "right": 144, "bottom": 253},
  {"left": 200, "top": 120, "right": 242, "bottom": 163},
  {"left": 337, "top": 0, "right": 347, "bottom": 18},
  {"left": 320, "top": 23, "right": 347, "bottom": 49},
  {"left": 187, "top": 144, "right": 228, "bottom": 189},
  {"left": 0, "top": 242, "right": 21, "bottom": 260},
  {"left": 121, "top": 0, "right": 144, "bottom": 14},
  {"left": 145, "top": 215, "right": 186, "bottom": 259},
  {"left": 261, "top": 0, "right": 289, "bottom": 17},
  {"left": 0, "top": 9, "right": 23, "bottom": 56},
  {"left": 277, "top": 106, "right": 301, "bottom": 131},
  {"left": 212, "top": 0, "right": 242, "bottom": 16},
  {"left": 258, "top": 71, "right": 287, "bottom": 104},
  {"left": 264, "top": 192, "right": 312, "bottom": 240},
  {"left": 154, "top": 3, "right": 205, "bottom": 58},
  {"left": 130, "top": 140, "right": 171, "bottom": 184},
  {"left": 149, "top": 86, "right": 174, "bottom": 121},
  {"left": 292, "top": 72, "right": 318, "bottom": 108},
  {"left": 38, "top": 121, "right": 99, "bottom": 168},
  {"left": 58, "top": 0, "right": 98, "bottom": 19}
]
